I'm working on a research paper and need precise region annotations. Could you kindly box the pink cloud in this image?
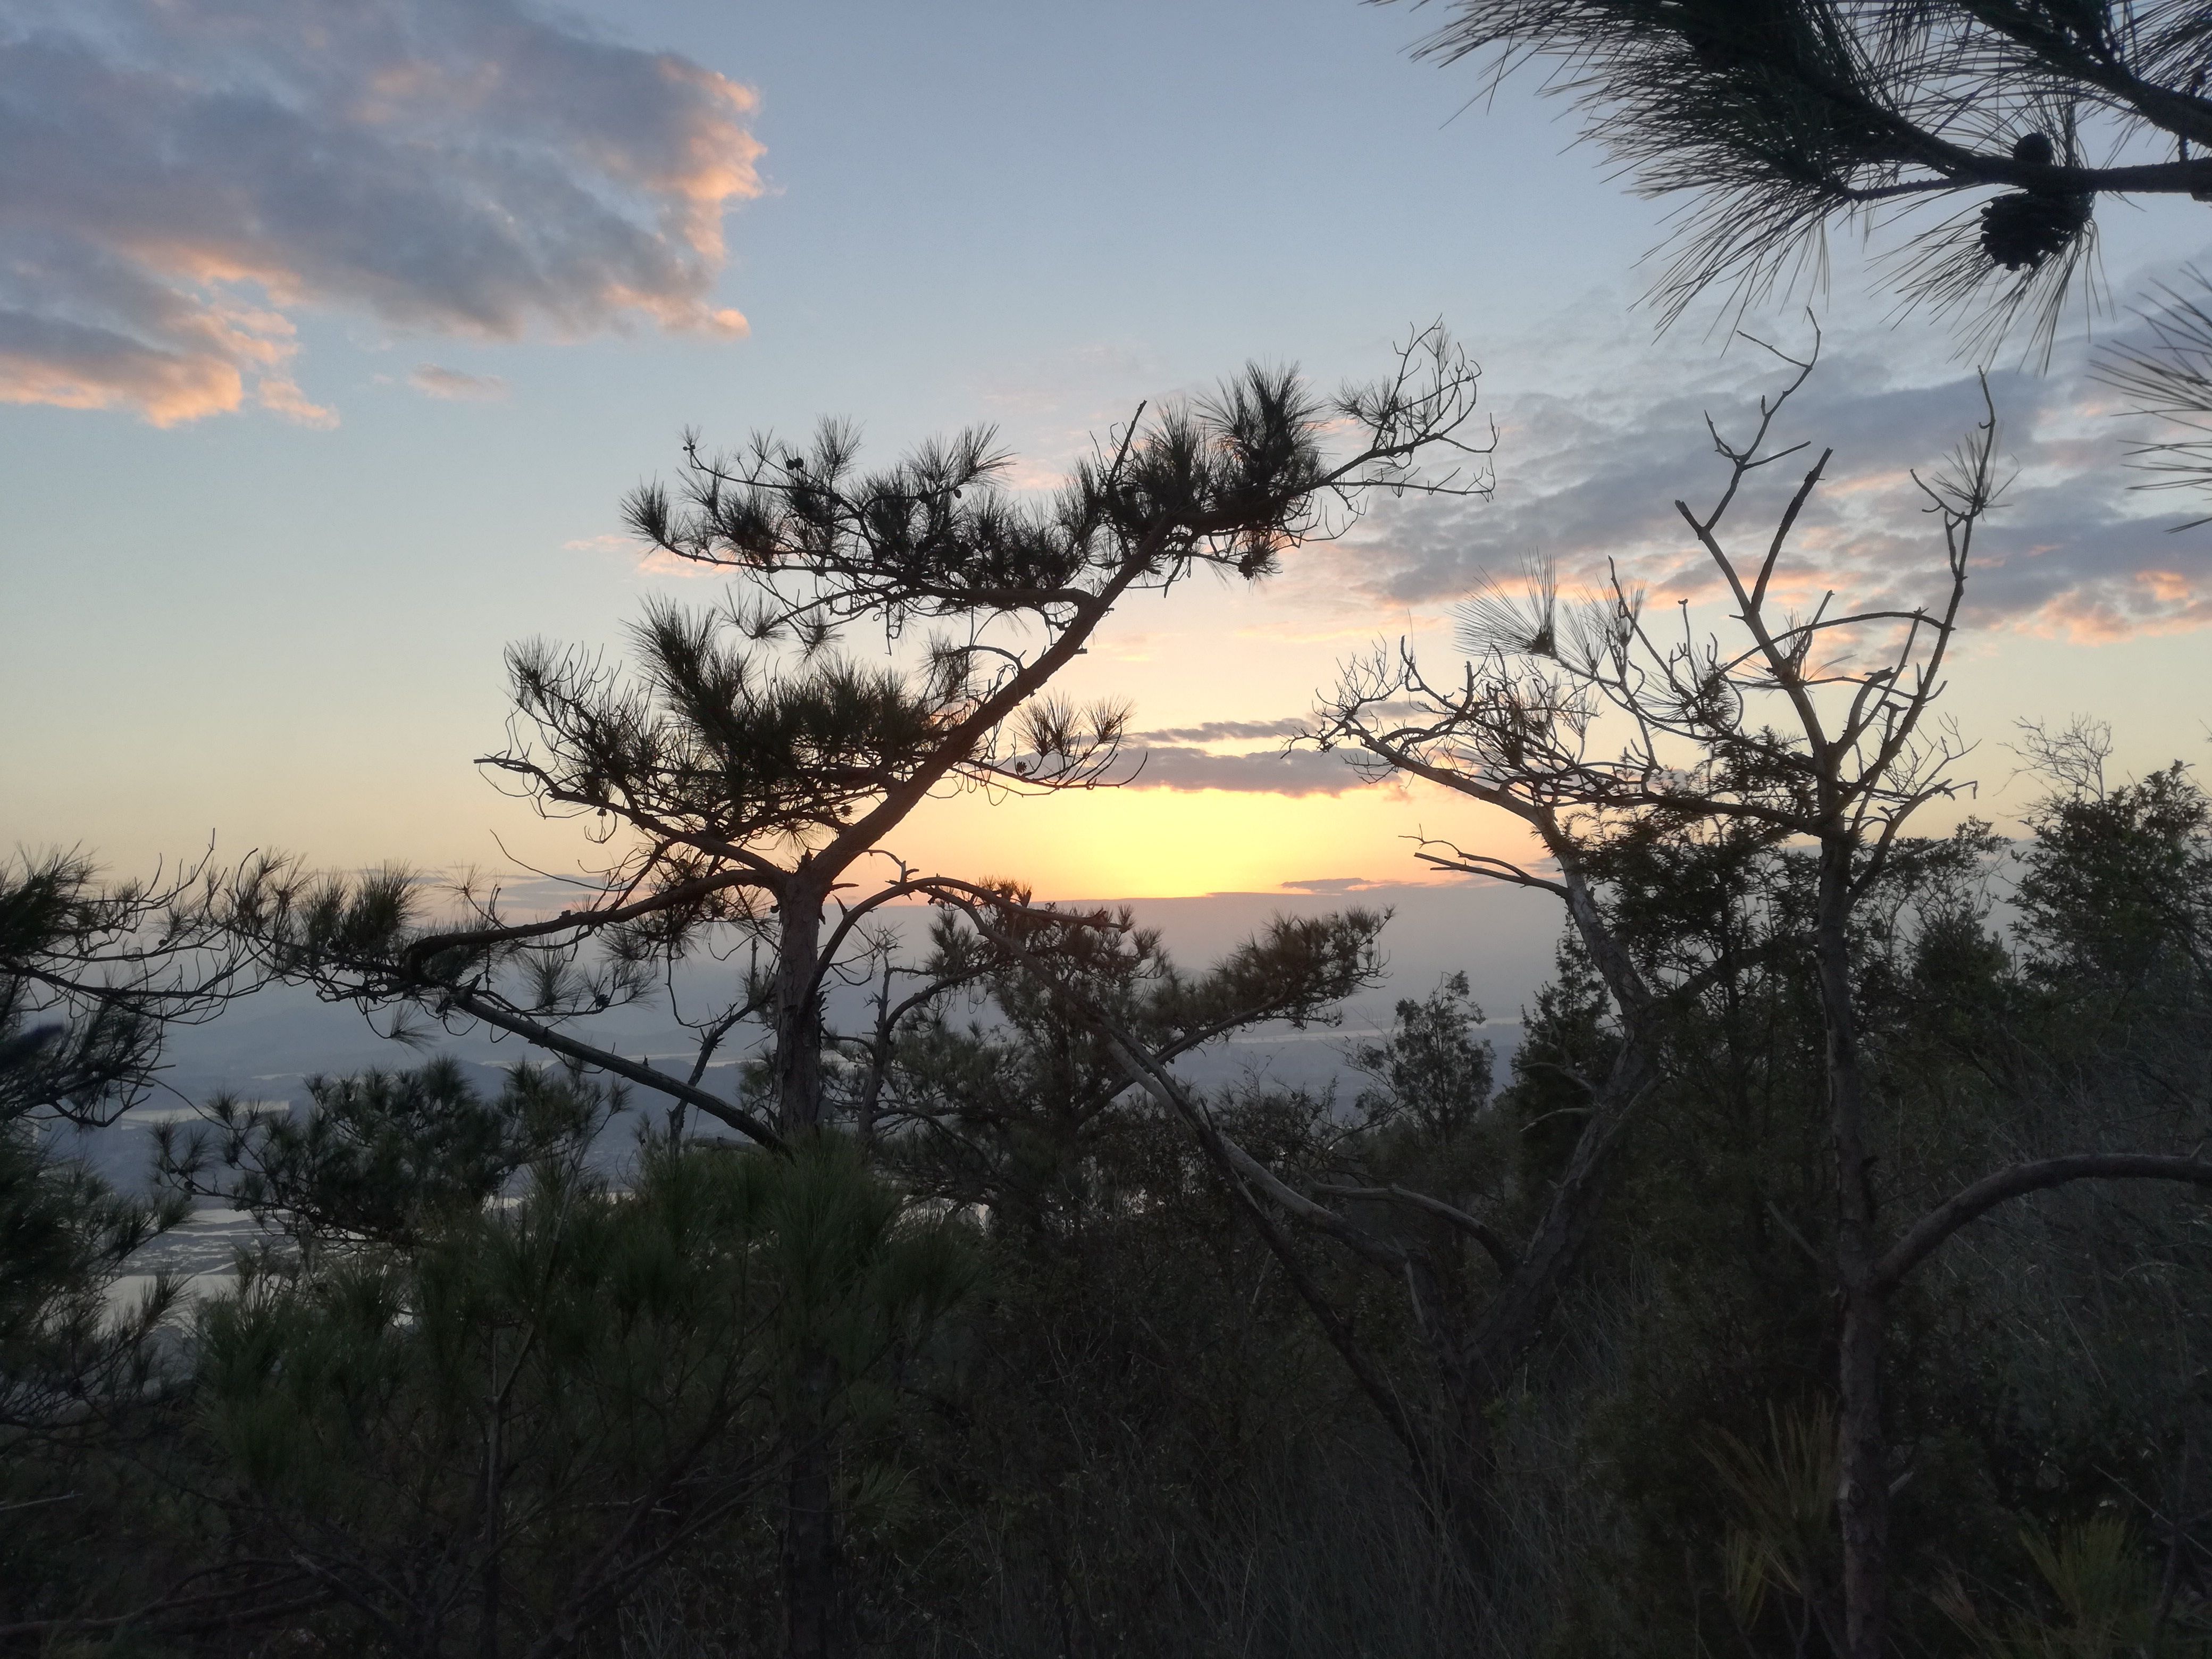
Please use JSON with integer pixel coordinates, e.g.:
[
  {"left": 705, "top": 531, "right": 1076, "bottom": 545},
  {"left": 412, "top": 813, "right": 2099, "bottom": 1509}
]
[
  {"left": 0, "top": 0, "right": 765, "bottom": 426},
  {"left": 1326, "top": 346, "right": 2212, "bottom": 643}
]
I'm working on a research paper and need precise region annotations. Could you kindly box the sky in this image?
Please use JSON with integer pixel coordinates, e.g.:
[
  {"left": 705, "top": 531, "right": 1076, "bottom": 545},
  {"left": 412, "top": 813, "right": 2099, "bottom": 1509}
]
[{"left": 5, "top": 0, "right": 2212, "bottom": 939}]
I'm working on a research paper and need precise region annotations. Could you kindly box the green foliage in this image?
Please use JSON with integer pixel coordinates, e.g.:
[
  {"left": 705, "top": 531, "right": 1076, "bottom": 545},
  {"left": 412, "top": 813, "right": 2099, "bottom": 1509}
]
[
  {"left": 1501, "top": 928, "right": 1618, "bottom": 1189},
  {"left": 506, "top": 602, "right": 954, "bottom": 852},
  {"left": 0, "top": 849, "right": 236, "bottom": 1635},
  {"left": 1, "top": 847, "right": 246, "bottom": 1125},
  {"left": 1410, "top": 0, "right": 2211, "bottom": 352},
  {"left": 878, "top": 908, "right": 1385, "bottom": 1228},
  {"left": 1940, "top": 1516, "right": 2211, "bottom": 1658},
  {"left": 18, "top": 752, "right": 2212, "bottom": 1658},
  {"left": 2, "top": 851, "right": 166, "bottom": 1121},
  {"left": 0, "top": 850, "right": 203, "bottom": 1431},
  {"left": 0, "top": 1120, "right": 181, "bottom": 1431},
  {"left": 2017, "top": 765, "right": 2210, "bottom": 997},
  {"left": 191, "top": 1128, "right": 968, "bottom": 1654},
  {"left": 158, "top": 1058, "right": 610, "bottom": 1250},
  {"left": 1352, "top": 971, "right": 1495, "bottom": 1141},
  {"left": 1707, "top": 1400, "right": 1844, "bottom": 1649}
]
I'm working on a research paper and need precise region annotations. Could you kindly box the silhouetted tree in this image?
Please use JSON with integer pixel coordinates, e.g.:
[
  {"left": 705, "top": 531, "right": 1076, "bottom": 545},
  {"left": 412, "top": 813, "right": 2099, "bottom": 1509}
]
[
  {"left": 185, "top": 1124, "right": 964, "bottom": 1659},
  {"left": 0, "top": 849, "right": 272, "bottom": 1637},
  {"left": 1, "top": 848, "right": 259, "bottom": 1429},
  {"left": 157, "top": 1058, "right": 609, "bottom": 1255},
  {"left": 874, "top": 907, "right": 1388, "bottom": 1229},
  {"left": 2095, "top": 271, "right": 2212, "bottom": 523},
  {"left": 1351, "top": 970, "right": 1496, "bottom": 1142},
  {"left": 1404, "top": 0, "right": 2212, "bottom": 517},
  {"left": 1322, "top": 342, "right": 2212, "bottom": 1659},
  {"left": 221, "top": 329, "right": 1487, "bottom": 1658},
  {"left": 1407, "top": 0, "right": 2212, "bottom": 348},
  {"left": 3, "top": 848, "right": 252, "bottom": 1126},
  {"left": 227, "top": 330, "right": 1485, "bottom": 1150}
]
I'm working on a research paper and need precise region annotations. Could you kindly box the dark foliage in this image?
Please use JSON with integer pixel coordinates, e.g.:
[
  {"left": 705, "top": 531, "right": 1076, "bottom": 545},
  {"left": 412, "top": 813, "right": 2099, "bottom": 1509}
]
[
  {"left": 1405, "top": 0, "right": 2212, "bottom": 517},
  {"left": 12, "top": 758, "right": 2212, "bottom": 1656},
  {"left": 1405, "top": 0, "right": 2212, "bottom": 349},
  {"left": 157, "top": 1059, "right": 612, "bottom": 1252}
]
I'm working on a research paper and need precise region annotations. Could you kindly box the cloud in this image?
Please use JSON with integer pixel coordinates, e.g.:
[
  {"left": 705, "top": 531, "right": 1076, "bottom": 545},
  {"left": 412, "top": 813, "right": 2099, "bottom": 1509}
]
[
  {"left": 1300, "top": 321, "right": 2212, "bottom": 641},
  {"left": 1121, "top": 745, "right": 1365, "bottom": 796},
  {"left": 0, "top": 0, "right": 765, "bottom": 426},
  {"left": 561, "top": 527, "right": 727, "bottom": 577},
  {"left": 1280, "top": 876, "right": 1380, "bottom": 893},
  {"left": 409, "top": 364, "right": 507, "bottom": 401},
  {"left": 1132, "top": 717, "right": 1313, "bottom": 743}
]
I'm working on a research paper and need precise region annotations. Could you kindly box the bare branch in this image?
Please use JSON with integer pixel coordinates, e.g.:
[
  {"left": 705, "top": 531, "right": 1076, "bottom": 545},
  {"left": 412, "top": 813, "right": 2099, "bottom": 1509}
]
[
  {"left": 1875, "top": 1154, "right": 2212, "bottom": 1291},
  {"left": 1313, "top": 1184, "right": 1520, "bottom": 1274}
]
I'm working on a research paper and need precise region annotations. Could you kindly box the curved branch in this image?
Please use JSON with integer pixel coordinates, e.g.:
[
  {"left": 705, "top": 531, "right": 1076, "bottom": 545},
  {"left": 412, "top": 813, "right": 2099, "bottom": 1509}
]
[
  {"left": 443, "top": 988, "right": 784, "bottom": 1153},
  {"left": 805, "top": 877, "right": 946, "bottom": 1003},
  {"left": 1313, "top": 1184, "right": 1519, "bottom": 1275},
  {"left": 934, "top": 894, "right": 1406, "bottom": 1273},
  {"left": 398, "top": 866, "right": 778, "bottom": 978},
  {"left": 1411, "top": 843, "right": 1569, "bottom": 898},
  {"left": 931, "top": 892, "right": 1441, "bottom": 1472},
  {"left": 1875, "top": 1154, "right": 2212, "bottom": 1292}
]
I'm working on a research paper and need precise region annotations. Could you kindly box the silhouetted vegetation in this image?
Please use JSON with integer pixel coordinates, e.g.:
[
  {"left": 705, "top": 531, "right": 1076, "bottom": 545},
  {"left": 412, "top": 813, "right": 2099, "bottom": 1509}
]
[
  {"left": 7, "top": 350, "right": 2211, "bottom": 1659},
  {"left": 1403, "top": 0, "right": 2212, "bottom": 510}
]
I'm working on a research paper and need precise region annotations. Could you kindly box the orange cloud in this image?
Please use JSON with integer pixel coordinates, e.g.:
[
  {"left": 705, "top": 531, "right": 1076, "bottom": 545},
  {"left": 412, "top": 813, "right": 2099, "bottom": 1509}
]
[
  {"left": 2138, "top": 569, "right": 2196, "bottom": 605},
  {"left": 0, "top": 341, "right": 240, "bottom": 425},
  {"left": 0, "top": 2, "right": 766, "bottom": 426}
]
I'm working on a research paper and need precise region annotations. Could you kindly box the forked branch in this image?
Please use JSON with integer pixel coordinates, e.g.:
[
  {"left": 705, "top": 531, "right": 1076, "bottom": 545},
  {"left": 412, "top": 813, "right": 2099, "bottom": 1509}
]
[{"left": 1875, "top": 1153, "right": 2212, "bottom": 1292}]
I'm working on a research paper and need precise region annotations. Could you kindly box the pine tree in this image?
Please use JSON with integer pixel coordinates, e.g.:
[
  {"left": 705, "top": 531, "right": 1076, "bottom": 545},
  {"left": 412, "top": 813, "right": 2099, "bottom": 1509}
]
[
  {"left": 1404, "top": 0, "right": 2212, "bottom": 506},
  {"left": 221, "top": 329, "right": 1486, "bottom": 1657}
]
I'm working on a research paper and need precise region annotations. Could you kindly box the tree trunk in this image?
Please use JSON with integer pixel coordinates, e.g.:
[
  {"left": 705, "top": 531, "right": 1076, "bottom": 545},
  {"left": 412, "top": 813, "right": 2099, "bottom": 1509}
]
[
  {"left": 787, "top": 1353, "right": 845, "bottom": 1659},
  {"left": 480, "top": 1359, "right": 504, "bottom": 1659},
  {"left": 773, "top": 870, "right": 827, "bottom": 1136},
  {"left": 1815, "top": 836, "right": 1888, "bottom": 1659},
  {"left": 1837, "top": 1286, "right": 1888, "bottom": 1659},
  {"left": 1410, "top": 854, "right": 1659, "bottom": 1536},
  {"left": 1461, "top": 1033, "right": 1649, "bottom": 1373},
  {"left": 1438, "top": 1024, "right": 1653, "bottom": 1527},
  {"left": 770, "top": 876, "right": 845, "bottom": 1656},
  {"left": 783, "top": 1405, "right": 844, "bottom": 1659}
]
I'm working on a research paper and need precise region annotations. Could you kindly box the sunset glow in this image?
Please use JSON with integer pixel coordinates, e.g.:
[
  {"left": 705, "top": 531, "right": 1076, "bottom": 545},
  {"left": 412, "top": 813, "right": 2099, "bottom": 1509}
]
[{"left": 4, "top": 0, "right": 2208, "bottom": 906}]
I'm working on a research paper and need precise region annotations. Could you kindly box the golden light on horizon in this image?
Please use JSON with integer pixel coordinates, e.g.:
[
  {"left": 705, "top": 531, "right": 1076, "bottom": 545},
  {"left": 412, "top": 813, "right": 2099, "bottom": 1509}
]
[{"left": 890, "top": 776, "right": 1540, "bottom": 900}]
